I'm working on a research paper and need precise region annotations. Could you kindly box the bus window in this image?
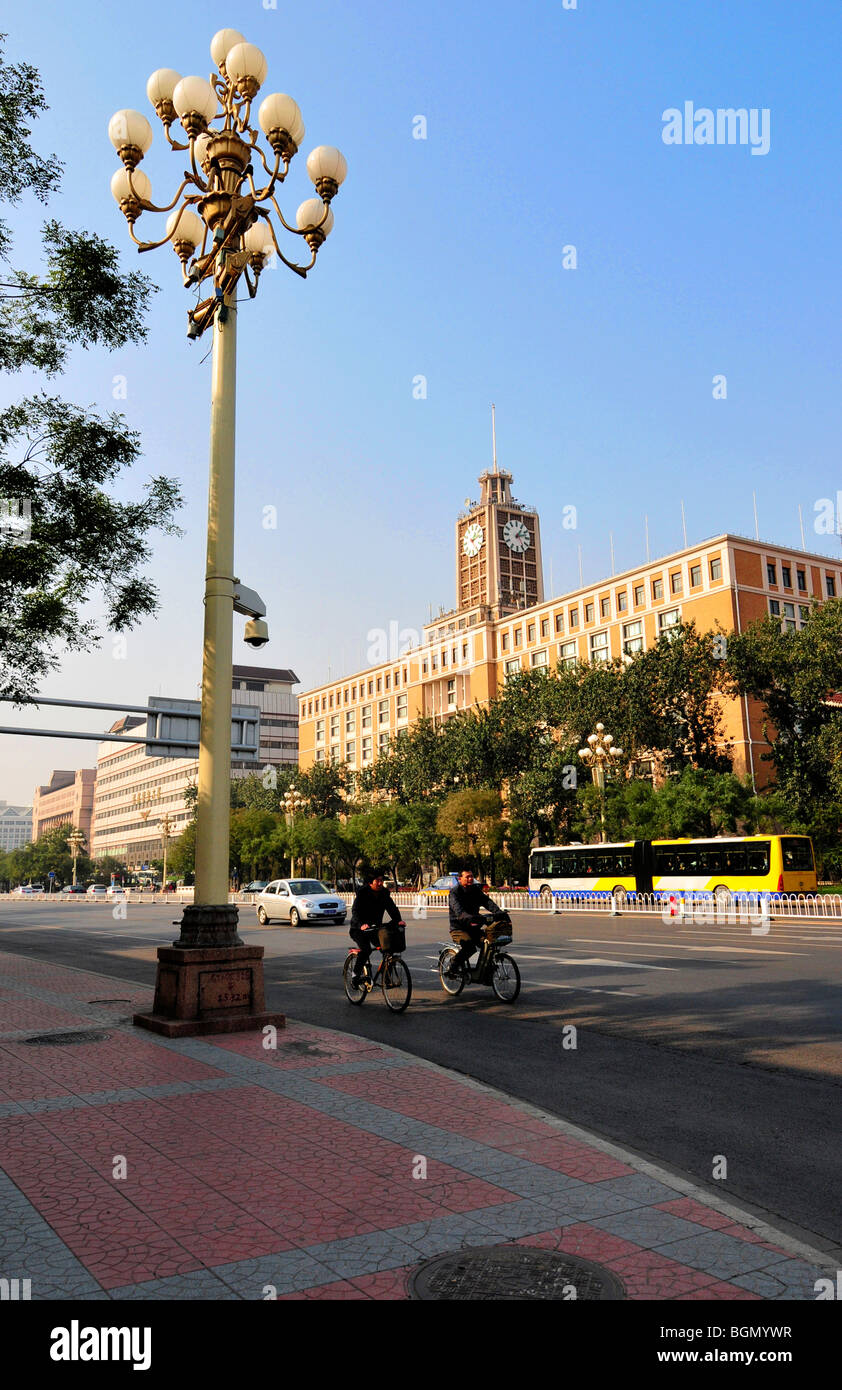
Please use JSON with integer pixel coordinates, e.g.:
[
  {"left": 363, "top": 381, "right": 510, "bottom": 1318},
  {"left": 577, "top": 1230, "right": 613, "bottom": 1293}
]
[
  {"left": 782, "top": 838, "right": 814, "bottom": 872},
  {"left": 746, "top": 843, "right": 771, "bottom": 874},
  {"left": 724, "top": 847, "right": 747, "bottom": 874}
]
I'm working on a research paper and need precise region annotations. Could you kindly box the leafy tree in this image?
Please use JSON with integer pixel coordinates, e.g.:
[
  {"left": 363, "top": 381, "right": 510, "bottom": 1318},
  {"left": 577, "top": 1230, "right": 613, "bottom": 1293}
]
[
  {"left": 295, "top": 761, "right": 348, "bottom": 819},
  {"left": 0, "top": 37, "right": 181, "bottom": 702},
  {"left": 436, "top": 788, "right": 504, "bottom": 879},
  {"left": 167, "top": 823, "right": 196, "bottom": 881},
  {"left": 727, "top": 600, "right": 842, "bottom": 824}
]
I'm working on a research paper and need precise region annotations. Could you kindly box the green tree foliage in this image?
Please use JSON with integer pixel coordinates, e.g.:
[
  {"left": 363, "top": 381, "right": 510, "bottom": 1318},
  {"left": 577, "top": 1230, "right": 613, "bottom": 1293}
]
[
  {"left": 436, "top": 788, "right": 504, "bottom": 878},
  {"left": 727, "top": 600, "right": 842, "bottom": 826},
  {"left": 0, "top": 37, "right": 180, "bottom": 702},
  {"left": 1, "top": 823, "right": 92, "bottom": 885}
]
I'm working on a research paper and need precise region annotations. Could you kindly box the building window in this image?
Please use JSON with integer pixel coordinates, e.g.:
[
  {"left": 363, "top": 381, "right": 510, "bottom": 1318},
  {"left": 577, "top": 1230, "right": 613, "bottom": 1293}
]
[
  {"left": 379, "top": 732, "right": 390, "bottom": 752},
  {"left": 368, "top": 680, "right": 374, "bottom": 695},
  {"left": 501, "top": 632, "right": 509, "bottom": 651},
  {"left": 396, "top": 693, "right": 408, "bottom": 721},
  {"left": 827, "top": 575, "right": 837, "bottom": 597},
  {"left": 623, "top": 620, "right": 644, "bottom": 656},
  {"left": 796, "top": 568, "right": 806, "bottom": 591},
  {"left": 431, "top": 653, "right": 438, "bottom": 670},
  {"left": 767, "top": 562, "right": 777, "bottom": 585},
  {"left": 799, "top": 605, "right": 810, "bottom": 624},
  {"left": 330, "top": 743, "right": 340, "bottom": 762},
  {"left": 352, "top": 685, "right": 357, "bottom": 701},
  {"left": 361, "top": 736, "right": 372, "bottom": 763},
  {"left": 569, "top": 608, "right": 579, "bottom": 628},
  {"left": 362, "top": 705, "right": 372, "bottom": 729},
  {"left": 781, "top": 565, "right": 792, "bottom": 588},
  {"left": 504, "top": 658, "right": 520, "bottom": 679},
  {"left": 345, "top": 710, "right": 355, "bottom": 735},
  {"left": 634, "top": 585, "right": 645, "bottom": 606},
  {"left": 710, "top": 559, "right": 722, "bottom": 582},
  {"left": 462, "top": 643, "right": 468, "bottom": 660},
  {"left": 447, "top": 679, "right": 456, "bottom": 707},
  {"left": 441, "top": 650, "right": 448, "bottom": 668},
  {"left": 527, "top": 623, "right": 536, "bottom": 642},
  {"left": 783, "top": 602, "right": 796, "bottom": 633},
  {"left": 378, "top": 699, "right": 389, "bottom": 724},
  {"left": 585, "top": 602, "right": 594, "bottom": 623},
  {"left": 422, "top": 660, "right": 428, "bottom": 675},
  {"left": 314, "top": 749, "right": 325, "bottom": 763},
  {"left": 330, "top": 715, "right": 340, "bottom": 740},
  {"left": 315, "top": 719, "right": 325, "bottom": 743},
  {"left": 617, "top": 591, "right": 627, "bottom": 612},
  {"left": 659, "top": 608, "right": 680, "bottom": 637},
  {"left": 346, "top": 741, "right": 356, "bottom": 767},
  {"left": 555, "top": 612, "right": 564, "bottom": 632},
  {"left": 531, "top": 648, "right": 549, "bottom": 667},
  {"left": 769, "top": 599, "right": 780, "bottom": 617},
  {"left": 541, "top": 617, "right": 550, "bottom": 638},
  {"left": 385, "top": 673, "right": 391, "bottom": 689},
  {"left": 652, "top": 578, "right": 664, "bottom": 601},
  {"left": 671, "top": 572, "right": 683, "bottom": 594},
  {"left": 514, "top": 629, "right": 522, "bottom": 647},
  {"left": 589, "top": 630, "right": 609, "bottom": 662},
  {"left": 692, "top": 564, "right": 704, "bottom": 587},
  {"left": 599, "top": 597, "right": 609, "bottom": 618}
]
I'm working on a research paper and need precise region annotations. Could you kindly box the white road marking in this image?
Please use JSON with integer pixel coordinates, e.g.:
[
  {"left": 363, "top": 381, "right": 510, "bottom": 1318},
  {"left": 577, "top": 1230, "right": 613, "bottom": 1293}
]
[
  {"left": 569, "top": 938, "right": 808, "bottom": 957},
  {"left": 517, "top": 952, "right": 675, "bottom": 971}
]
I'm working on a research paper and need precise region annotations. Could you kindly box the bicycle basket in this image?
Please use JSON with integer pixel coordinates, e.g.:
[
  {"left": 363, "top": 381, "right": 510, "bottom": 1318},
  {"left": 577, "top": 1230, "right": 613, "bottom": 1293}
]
[
  {"left": 378, "top": 923, "right": 406, "bottom": 954},
  {"left": 482, "top": 917, "right": 513, "bottom": 944}
]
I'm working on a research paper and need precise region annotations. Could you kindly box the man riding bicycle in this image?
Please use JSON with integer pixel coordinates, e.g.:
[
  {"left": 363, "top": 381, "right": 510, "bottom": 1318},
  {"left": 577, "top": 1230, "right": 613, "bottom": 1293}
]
[
  {"left": 349, "top": 867, "right": 406, "bottom": 985},
  {"left": 446, "top": 869, "right": 507, "bottom": 975}
]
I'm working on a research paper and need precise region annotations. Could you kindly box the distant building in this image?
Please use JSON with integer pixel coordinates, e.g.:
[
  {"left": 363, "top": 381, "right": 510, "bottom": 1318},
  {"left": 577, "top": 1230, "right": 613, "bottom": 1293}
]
[
  {"left": 32, "top": 770, "right": 96, "bottom": 844},
  {"left": 90, "top": 666, "right": 299, "bottom": 868},
  {"left": 0, "top": 802, "right": 33, "bottom": 851}
]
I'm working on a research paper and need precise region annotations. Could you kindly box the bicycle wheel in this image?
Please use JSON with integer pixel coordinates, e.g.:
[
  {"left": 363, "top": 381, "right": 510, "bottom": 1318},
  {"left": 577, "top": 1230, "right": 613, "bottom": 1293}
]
[
  {"left": 438, "top": 947, "right": 467, "bottom": 996},
  {"left": 491, "top": 952, "right": 521, "bottom": 1003},
  {"left": 343, "top": 953, "right": 368, "bottom": 1005},
  {"left": 381, "top": 954, "right": 412, "bottom": 1012}
]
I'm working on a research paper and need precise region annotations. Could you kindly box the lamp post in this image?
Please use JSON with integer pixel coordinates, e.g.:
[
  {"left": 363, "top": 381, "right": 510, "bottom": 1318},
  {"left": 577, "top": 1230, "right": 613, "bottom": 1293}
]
[
  {"left": 67, "top": 828, "right": 86, "bottom": 887},
  {"left": 282, "top": 785, "right": 305, "bottom": 877},
  {"left": 110, "top": 28, "right": 345, "bottom": 1035},
  {"left": 577, "top": 723, "right": 623, "bottom": 844}
]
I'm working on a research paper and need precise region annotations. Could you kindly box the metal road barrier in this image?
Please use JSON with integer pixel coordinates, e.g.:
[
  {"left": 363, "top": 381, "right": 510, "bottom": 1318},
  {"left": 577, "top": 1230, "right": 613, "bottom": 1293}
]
[{"left": 327, "top": 889, "right": 842, "bottom": 921}]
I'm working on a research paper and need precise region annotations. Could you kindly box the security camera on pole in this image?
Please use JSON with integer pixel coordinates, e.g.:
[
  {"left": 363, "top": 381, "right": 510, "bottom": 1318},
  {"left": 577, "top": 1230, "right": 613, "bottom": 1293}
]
[
  {"left": 577, "top": 724, "right": 624, "bottom": 846},
  {"left": 108, "top": 27, "right": 346, "bottom": 1034}
]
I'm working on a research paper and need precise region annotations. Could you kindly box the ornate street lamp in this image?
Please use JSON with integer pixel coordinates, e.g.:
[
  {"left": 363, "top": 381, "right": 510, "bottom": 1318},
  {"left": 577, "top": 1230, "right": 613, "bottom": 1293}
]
[
  {"left": 67, "top": 828, "right": 86, "bottom": 887},
  {"left": 282, "top": 785, "right": 305, "bottom": 877},
  {"left": 578, "top": 723, "right": 623, "bottom": 844},
  {"left": 110, "top": 28, "right": 346, "bottom": 1034}
]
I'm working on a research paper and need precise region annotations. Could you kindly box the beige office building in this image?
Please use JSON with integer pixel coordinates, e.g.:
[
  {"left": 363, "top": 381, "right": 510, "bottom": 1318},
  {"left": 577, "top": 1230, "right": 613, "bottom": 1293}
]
[
  {"left": 32, "top": 770, "right": 96, "bottom": 844},
  {"left": 298, "top": 466, "right": 842, "bottom": 790}
]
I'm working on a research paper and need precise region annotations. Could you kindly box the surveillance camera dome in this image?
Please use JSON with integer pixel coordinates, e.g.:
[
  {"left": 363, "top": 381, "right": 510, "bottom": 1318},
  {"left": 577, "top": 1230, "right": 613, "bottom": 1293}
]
[{"left": 243, "top": 617, "right": 269, "bottom": 648}]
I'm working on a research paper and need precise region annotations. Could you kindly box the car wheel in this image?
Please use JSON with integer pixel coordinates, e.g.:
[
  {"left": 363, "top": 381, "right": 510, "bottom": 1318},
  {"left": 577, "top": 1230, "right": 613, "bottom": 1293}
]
[
  {"left": 290, "top": 908, "right": 300, "bottom": 928},
  {"left": 257, "top": 906, "right": 269, "bottom": 925}
]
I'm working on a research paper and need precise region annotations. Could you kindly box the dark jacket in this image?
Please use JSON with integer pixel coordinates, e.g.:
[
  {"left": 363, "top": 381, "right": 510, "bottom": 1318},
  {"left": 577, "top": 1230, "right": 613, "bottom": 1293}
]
[
  {"left": 350, "top": 884, "right": 402, "bottom": 931},
  {"left": 448, "top": 882, "right": 502, "bottom": 929}
]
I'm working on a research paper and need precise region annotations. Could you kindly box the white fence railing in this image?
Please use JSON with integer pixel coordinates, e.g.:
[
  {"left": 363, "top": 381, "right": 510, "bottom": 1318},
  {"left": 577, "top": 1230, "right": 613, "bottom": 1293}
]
[{"left": 3, "top": 889, "right": 840, "bottom": 921}]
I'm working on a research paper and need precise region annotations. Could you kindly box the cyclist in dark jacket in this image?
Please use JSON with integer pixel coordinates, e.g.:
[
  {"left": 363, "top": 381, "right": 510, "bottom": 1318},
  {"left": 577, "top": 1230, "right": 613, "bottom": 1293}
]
[
  {"left": 447, "top": 869, "right": 505, "bottom": 973},
  {"left": 350, "top": 868, "right": 404, "bottom": 984}
]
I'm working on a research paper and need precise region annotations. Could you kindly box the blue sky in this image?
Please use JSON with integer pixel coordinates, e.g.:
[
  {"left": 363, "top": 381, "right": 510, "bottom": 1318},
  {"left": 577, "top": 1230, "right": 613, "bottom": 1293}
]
[{"left": 2, "top": 0, "right": 841, "bottom": 801}]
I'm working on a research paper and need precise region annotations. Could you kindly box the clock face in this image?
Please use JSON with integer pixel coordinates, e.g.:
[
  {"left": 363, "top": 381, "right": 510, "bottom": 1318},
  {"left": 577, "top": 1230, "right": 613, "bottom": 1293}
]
[
  {"left": 503, "top": 518, "right": 531, "bottom": 554},
  {"left": 462, "top": 522, "right": 484, "bottom": 558}
]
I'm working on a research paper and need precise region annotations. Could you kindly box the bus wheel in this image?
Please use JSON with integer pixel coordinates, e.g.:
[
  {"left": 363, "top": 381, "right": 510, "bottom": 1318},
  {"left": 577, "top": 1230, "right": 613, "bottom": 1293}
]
[
  {"left": 713, "top": 884, "right": 731, "bottom": 908},
  {"left": 612, "top": 887, "right": 627, "bottom": 906}
]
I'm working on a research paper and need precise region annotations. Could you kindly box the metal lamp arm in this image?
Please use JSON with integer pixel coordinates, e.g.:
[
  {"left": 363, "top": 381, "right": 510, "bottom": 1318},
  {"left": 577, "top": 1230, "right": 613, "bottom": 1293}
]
[{"left": 127, "top": 168, "right": 196, "bottom": 215}]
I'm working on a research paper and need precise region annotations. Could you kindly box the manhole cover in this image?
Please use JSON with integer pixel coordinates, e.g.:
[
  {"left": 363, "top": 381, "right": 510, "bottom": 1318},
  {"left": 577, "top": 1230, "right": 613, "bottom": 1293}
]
[
  {"left": 23, "top": 1030, "right": 111, "bottom": 1046},
  {"left": 282, "top": 1042, "right": 333, "bottom": 1058},
  {"left": 409, "top": 1247, "right": 626, "bottom": 1300}
]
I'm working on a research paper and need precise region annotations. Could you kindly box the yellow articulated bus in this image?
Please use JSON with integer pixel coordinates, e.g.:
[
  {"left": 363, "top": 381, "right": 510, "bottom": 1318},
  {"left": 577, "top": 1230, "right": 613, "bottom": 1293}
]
[{"left": 528, "top": 835, "right": 817, "bottom": 904}]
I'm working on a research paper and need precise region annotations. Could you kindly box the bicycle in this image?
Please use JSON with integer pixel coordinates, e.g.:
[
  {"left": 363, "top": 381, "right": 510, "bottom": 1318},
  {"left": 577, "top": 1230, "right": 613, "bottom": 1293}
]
[
  {"left": 343, "top": 927, "right": 412, "bottom": 1013},
  {"left": 438, "top": 911, "right": 520, "bottom": 1003}
]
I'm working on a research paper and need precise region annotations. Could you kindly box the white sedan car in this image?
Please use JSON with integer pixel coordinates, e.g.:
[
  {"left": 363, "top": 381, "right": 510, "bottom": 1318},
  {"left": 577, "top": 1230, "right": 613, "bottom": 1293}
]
[
  {"left": 86, "top": 885, "right": 108, "bottom": 900},
  {"left": 255, "top": 879, "right": 346, "bottom": 928}
]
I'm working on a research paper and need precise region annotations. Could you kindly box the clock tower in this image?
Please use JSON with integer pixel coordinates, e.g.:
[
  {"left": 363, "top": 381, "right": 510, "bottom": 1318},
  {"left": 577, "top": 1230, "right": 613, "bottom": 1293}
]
[{"left": 455, "top": 413, "right": 544, "bottom": 618}]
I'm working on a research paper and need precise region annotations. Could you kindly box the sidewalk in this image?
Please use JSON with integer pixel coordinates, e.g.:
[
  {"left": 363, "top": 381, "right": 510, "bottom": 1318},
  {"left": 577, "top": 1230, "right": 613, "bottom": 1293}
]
[{"left": 0, "top": 949, "right": 833, "bottom": 1301}]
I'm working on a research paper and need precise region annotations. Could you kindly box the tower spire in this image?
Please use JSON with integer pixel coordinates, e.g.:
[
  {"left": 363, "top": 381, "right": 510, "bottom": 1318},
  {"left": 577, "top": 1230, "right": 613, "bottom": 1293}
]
[{"left": 491, "top": 402, "right": 498, "bottom": 474}]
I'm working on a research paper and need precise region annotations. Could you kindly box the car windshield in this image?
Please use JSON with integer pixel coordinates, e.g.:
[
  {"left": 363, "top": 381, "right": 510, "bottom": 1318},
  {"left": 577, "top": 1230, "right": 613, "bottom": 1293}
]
[{"left": 288, "top": 880, "right": 328, "bottom": 895}]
